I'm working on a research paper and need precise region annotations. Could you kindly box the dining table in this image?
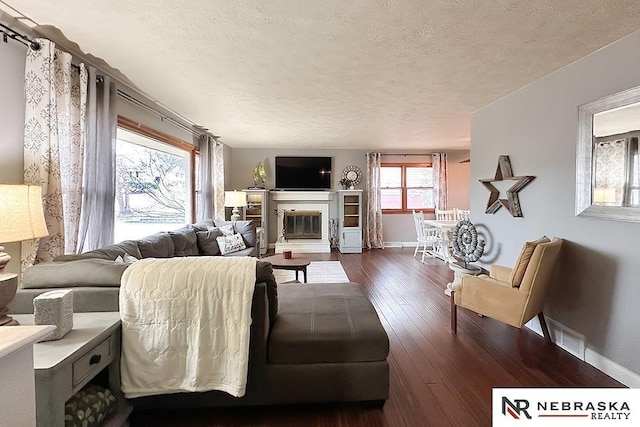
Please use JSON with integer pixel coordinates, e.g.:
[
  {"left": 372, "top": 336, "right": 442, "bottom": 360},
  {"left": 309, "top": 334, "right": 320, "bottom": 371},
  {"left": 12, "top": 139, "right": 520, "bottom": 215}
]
[{"left": 421, "top": 219, "right": 459, "bottom": 262}]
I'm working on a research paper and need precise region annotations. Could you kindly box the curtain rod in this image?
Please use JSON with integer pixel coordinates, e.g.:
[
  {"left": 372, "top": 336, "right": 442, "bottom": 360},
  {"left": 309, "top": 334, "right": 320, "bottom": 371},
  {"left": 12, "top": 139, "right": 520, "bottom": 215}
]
[
  {"left": 0, "top": 21, "right": 40, "bottom": 49},
  {"left": 117, "top": 89, "right": 219, "bottom": 140}
]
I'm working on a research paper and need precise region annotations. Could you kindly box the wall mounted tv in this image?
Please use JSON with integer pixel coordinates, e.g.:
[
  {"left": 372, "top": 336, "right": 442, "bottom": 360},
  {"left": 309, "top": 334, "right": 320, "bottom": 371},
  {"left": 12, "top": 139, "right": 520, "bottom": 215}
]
[{"left": 275, "top": 156, "right": 332, "bottom": 190}]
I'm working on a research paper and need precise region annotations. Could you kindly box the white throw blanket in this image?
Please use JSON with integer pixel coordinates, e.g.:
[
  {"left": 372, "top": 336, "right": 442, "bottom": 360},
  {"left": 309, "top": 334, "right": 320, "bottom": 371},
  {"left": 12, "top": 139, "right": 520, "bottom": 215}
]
[{"left": 119, "top": 256, "right": 256, "bottom": 398}]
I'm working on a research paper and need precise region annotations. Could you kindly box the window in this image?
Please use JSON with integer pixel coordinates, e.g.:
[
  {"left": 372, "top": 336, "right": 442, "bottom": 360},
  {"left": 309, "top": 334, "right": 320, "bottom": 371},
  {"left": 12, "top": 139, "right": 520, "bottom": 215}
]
[
  {"left": 115, "top": 117, "right": 196, "bottom": 241},
  {"left": 381, "top": 163, "right": 434, "bottom": 213}
]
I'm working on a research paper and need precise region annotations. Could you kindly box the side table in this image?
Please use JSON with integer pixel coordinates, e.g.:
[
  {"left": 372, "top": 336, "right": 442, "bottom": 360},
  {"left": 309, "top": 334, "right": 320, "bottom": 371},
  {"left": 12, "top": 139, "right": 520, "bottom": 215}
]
[
  {"left": 445, "top": 262, "right": 482, "bottom": 296},
  {"left": 12, "top": 312, "right": 131, "bottom": 427},
  {"left": 0, "top": 325, "right": 54, "bottom": 426}
]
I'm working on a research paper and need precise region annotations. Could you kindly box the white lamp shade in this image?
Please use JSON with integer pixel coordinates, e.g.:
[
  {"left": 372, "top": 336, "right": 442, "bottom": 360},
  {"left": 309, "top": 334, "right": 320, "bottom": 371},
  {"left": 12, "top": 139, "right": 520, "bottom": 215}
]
[
  {"left": 0, "top": 184, "right": 48, "bottom": 243},
  {"left": 224, "top": 190, "right": 247, "bottom": 208}
]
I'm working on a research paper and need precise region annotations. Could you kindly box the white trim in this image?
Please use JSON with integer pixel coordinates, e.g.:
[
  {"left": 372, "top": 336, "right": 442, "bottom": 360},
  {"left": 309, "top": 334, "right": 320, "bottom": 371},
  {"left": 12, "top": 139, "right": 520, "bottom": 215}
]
[
  {"left": 527, "top": 316, "right": 640, "bottom": 387},
  {"left": 275, "top": 239, "right": 331, "bottom": 253},
  {"left": 270, "top": 191, "right": 336, "bottom": 201},
  {"left": 383, "top": 241, "right": 419, "bottom": 248},
  {"left": 585, "top": 349, "right": 640, "bottom": 388}
]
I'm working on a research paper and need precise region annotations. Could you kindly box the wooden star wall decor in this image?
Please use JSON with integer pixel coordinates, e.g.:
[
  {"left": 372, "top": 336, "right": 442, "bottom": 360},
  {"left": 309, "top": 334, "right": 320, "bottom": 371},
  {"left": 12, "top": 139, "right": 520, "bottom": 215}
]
[{"left": 479, "top": 155, "right": 535, "bottom": 217}]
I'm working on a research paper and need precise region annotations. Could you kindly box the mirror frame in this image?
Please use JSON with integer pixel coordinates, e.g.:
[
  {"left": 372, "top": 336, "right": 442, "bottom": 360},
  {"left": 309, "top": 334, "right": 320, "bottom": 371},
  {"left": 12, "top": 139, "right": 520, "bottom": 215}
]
[{"left": 576, "top": 85, "right": 640, "bottom": 222}]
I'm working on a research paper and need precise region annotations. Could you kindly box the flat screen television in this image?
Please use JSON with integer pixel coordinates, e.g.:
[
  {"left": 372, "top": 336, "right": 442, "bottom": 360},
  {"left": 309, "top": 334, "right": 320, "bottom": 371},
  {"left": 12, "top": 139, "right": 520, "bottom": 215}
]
[{"left": 275, "top": 156, "right": 332, "bottom": 190}]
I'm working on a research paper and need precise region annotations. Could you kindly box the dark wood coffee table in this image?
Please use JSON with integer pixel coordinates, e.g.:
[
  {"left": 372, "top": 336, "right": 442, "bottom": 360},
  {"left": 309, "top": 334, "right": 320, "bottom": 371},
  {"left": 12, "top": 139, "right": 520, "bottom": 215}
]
[{"left": 261, "top": 254, "right": 311, "bottom": 283}]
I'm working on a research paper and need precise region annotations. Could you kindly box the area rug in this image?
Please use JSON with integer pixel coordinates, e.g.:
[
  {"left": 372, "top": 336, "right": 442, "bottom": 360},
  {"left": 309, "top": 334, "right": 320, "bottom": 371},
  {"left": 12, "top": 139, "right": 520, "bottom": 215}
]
[{"left": 271, "top": 261, "right": 350, "bottom": 284}]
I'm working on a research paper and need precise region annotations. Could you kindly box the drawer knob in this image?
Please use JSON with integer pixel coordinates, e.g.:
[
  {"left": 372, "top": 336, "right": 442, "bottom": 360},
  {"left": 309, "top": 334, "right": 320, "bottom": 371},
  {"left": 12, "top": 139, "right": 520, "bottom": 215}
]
[{"left": 89, "top": 354, "right": 102, "bottom": 365}]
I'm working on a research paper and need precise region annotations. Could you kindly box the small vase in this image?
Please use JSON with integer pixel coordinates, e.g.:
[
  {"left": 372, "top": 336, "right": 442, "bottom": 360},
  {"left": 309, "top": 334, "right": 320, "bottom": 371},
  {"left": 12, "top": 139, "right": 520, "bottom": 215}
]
[{"left": 349, "top": 185, "right": 355, "bottom": 190}]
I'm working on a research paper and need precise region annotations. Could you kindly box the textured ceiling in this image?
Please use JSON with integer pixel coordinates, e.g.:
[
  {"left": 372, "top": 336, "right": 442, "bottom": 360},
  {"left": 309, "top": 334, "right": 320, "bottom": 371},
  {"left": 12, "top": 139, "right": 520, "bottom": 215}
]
[{"left": 4, "top": 1, "right": 640, "bottom": 150}]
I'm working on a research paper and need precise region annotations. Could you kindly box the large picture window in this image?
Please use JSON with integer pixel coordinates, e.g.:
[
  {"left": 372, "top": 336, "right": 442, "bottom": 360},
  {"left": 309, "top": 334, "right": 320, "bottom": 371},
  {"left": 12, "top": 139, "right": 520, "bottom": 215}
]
[
  {"left": 381, "top": 163, "right": 434, "bottom": 213},
  {"left": 115, "top": 118, "right": 196, "bottom": 241}
]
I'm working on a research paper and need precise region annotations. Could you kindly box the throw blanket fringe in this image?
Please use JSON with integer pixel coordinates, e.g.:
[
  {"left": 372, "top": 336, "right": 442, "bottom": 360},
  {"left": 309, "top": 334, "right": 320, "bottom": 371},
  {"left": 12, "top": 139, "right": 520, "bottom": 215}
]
[{"left": 119, "top": 256, "right": 256, "bottom": 398}]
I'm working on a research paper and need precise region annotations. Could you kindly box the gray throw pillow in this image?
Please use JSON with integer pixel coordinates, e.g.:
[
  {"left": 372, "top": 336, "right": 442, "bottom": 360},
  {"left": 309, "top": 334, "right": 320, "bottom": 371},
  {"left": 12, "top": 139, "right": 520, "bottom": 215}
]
[
  {"left": 22, "top": 259, "right": 131, "bottom": 289},
  {"left": 169, "top": 226, "right": 199, "bottom": 257},
  {"left": 196, "top": 228, "right": 223, "bottom": 256},
  {"left": 137, "top": 232, "right": 175, "bottom": 258}
]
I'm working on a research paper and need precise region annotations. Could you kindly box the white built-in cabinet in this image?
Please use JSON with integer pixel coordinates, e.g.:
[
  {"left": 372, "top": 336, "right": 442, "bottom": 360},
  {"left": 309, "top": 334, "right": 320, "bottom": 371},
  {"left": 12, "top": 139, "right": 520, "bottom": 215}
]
[
  {"left": 337, "top": 190, "right": 363, "bottom": 253},
  {"left": 244, "top": 189, "right": 269, "bottom": 255}
]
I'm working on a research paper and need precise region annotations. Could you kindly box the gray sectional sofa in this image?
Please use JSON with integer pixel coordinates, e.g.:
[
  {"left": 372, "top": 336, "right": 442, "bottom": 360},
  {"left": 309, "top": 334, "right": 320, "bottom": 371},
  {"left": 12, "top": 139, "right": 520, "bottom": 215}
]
[
  {"left": 10, "top": 219, "right": 258, "bottom": 313},
  {"left": 9, "top": 219, "right": 390, "bottom": 408}
]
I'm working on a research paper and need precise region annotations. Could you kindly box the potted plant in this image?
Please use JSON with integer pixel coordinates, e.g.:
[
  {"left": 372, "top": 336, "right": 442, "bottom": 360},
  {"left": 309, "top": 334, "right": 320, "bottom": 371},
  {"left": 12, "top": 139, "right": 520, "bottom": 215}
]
[{"left": 339, "top": 178, "right": 354, "bottom": 190}]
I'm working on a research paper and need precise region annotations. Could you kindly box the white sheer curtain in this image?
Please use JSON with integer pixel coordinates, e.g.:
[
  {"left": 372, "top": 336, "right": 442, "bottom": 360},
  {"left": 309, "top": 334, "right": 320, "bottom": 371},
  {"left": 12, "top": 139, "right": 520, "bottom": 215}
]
[
  {"left": 364, "top": 152, "right": 384, "bottom": 249},
  {"left": 22, "top": 39, "right": 87, "bottom": 266},
  {"left": 197, "top": 135, "right": 225, "bottom": 221},
  {"left": 432, "top": 153, "right": 448, "bottom": 211},
  {"left": 78, "top": 67, "right": 117, "bottom": 252}
]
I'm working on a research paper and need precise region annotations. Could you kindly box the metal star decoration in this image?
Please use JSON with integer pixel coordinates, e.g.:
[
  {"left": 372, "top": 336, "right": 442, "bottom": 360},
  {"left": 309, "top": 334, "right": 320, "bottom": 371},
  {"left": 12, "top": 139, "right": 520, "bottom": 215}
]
[{"left": 479, "top": 155, "right": 535, "bottom": 217}]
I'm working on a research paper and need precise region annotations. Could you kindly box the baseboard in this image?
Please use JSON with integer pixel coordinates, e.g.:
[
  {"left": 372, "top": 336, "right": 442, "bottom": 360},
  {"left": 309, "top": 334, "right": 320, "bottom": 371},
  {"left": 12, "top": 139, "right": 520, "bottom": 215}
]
[
  {"left": 526, "top": 316, "right": 640, "bottom": 387},
  {"left": 383, "top": 241, "right": 416, "bottom": 248},
  {"left": 585, "top": 348, "right": 640, "bottom": 388}
]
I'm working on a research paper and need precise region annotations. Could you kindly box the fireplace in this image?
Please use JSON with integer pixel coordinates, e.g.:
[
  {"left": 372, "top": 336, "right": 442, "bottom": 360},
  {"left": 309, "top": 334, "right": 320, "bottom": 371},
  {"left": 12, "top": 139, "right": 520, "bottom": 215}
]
[
  {"left": 285, "top": 210, "right": 322, "bottom": 240},
  {"left": 271, "top": 191, "right": 336, "bottom": 253}
]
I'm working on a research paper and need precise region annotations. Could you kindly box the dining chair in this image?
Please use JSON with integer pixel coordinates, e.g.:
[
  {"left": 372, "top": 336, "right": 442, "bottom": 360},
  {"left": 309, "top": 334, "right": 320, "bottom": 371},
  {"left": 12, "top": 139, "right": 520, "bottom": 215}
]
[
  {"left": 435, "top": 209, "right": 456, "bottom": 221},
  {"left": 455, "top": 208, "right": 470, "bottom": 220},
  {"left": 412, "top": 211, "right": 439, "bottom": 263}
]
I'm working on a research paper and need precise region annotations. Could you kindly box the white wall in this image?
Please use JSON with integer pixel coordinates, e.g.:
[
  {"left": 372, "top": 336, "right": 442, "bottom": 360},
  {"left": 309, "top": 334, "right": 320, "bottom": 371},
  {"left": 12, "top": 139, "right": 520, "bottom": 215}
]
[{"left": 471, "top": 29, "right": 640, "bottom": 376}]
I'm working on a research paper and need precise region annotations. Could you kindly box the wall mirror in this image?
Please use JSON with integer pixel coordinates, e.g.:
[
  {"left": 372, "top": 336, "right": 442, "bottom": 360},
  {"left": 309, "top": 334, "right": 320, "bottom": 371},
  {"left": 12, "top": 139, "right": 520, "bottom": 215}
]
[{"left": 576, "top": 85, "right": 640, "bottom": 222}]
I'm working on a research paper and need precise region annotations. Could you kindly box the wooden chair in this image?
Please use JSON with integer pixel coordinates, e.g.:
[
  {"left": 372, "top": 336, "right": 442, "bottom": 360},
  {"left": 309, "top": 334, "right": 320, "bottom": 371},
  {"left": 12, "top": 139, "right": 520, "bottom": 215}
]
[
  {"left": 435, "top": 209, "right": 456, "bottom": 221},
  {"left": 454, "top": 208, "right": 470, "bottom": 220},
  {"left": 451, "top": 237, "right": 563, "bottom": 342},
  {"left": 412, "top": 211, "right": 439, "bottom": 263}
]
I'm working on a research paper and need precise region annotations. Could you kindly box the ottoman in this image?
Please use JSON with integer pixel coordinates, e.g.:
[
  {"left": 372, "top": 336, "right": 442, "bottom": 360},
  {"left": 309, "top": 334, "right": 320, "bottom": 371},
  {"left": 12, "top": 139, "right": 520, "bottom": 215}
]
[{"left": 265, "top": 283, "right": 390, "bottom": 405}]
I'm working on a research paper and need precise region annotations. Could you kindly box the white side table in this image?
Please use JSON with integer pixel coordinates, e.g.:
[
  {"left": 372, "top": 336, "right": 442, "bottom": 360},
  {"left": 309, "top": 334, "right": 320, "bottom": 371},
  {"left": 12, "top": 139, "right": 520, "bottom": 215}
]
[
  {"left": 0, "top": 325, "right": 54, "bottom": 427},
  {"left": 13, "top": 312, "right": 131, "bottom": 427},
  {"left": 445, "top": 262, "right": 482, "bottom": 296}
]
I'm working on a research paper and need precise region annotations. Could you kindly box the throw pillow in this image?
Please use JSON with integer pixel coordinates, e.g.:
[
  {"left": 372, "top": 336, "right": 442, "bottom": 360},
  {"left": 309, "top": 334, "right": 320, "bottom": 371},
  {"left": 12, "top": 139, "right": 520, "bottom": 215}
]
[
  {"left": 509, "top": 236, "right": 551, "bottom": 287},
  {"left": 216, "top": 233, "right": 247, "bottom": 255},
  {"left": 64, "top": 384, "right": 116, "bottom": 427},
  {"left": 196, "top": 228, "right": 223, "bottom": 256},
  {"left": 219, "top": 223, "right": 235, "bottom": 236},
  {"left": 114, "top": 253, "right": 139, "bottom": 263}
]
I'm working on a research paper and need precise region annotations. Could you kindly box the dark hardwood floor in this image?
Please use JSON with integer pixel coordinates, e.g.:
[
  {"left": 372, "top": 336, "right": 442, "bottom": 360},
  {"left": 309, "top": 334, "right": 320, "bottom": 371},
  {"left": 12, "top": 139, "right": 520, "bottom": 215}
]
[{"left": 129, "top": 248, "right": 622, "bottom": 426}]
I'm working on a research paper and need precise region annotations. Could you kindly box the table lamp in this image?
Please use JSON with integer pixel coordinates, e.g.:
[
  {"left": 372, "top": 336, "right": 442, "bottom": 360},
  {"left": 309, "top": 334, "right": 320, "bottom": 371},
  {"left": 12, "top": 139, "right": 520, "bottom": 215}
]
[
  {"left": 224, "top": 190, "right": 247, "bottom": 221},
  {"left": 0, "top": 184, "right": 48, "bottom": 326}
]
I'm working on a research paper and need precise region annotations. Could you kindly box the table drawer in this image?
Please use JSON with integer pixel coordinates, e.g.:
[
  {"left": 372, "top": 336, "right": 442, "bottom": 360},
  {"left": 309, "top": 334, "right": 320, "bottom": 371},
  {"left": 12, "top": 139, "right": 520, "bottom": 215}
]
[{"left": 72, "top": 336, "right": 112, "bottom": 387}]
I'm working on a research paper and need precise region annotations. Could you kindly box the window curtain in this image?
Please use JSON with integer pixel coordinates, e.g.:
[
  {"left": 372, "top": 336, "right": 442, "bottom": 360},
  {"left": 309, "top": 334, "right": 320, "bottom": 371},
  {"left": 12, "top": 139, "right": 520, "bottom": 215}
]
[
  {"left": 22, "top": 39, "right": 88, "bottom": 267},
  {"left": 364, "top": 152, "right": 384, "bottom": 249},
  {"left": 77, "top": 68, "right": 117, "bottom": 252},
  {"left": 197, "top": 135, "right": 225, "bottom": 220},
  {"left": 432, "top": 153, "right": 448, "bottom": 210}
]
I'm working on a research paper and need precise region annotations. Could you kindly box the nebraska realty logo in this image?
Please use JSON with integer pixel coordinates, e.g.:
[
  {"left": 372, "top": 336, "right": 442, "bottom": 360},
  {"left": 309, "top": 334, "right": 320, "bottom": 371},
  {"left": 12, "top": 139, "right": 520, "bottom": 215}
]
[{"left": 493, "top": 388, "right": 639, "bottom": 426}]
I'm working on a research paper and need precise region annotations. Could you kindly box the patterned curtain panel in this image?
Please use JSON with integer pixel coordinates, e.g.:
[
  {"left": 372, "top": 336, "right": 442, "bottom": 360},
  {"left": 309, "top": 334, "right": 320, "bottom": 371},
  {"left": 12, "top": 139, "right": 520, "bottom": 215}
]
[
  {"left": 432, "top": 153, "right": 448, "bottom": 210},
  {"left": 23, "top": 39, "right": 88, "bottom": 266},
  {"left": 78, "top": 67, "right": 117, "bottom": 252},
  {"left": 364, "top": 152, "right": 384, "bottom": 249},
  {"left": 593, "top": 139, "right": 627, "bottom": 206},
  {"left": 197, "top": 135, "right": 225, "bottom": 221}
]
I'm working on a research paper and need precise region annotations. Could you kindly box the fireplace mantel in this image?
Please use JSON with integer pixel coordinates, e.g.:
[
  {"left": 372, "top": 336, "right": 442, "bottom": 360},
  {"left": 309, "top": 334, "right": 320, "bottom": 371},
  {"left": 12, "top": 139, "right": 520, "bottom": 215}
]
[{"left": 270, "top": 191, "right": 336, "bottom": 201}]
